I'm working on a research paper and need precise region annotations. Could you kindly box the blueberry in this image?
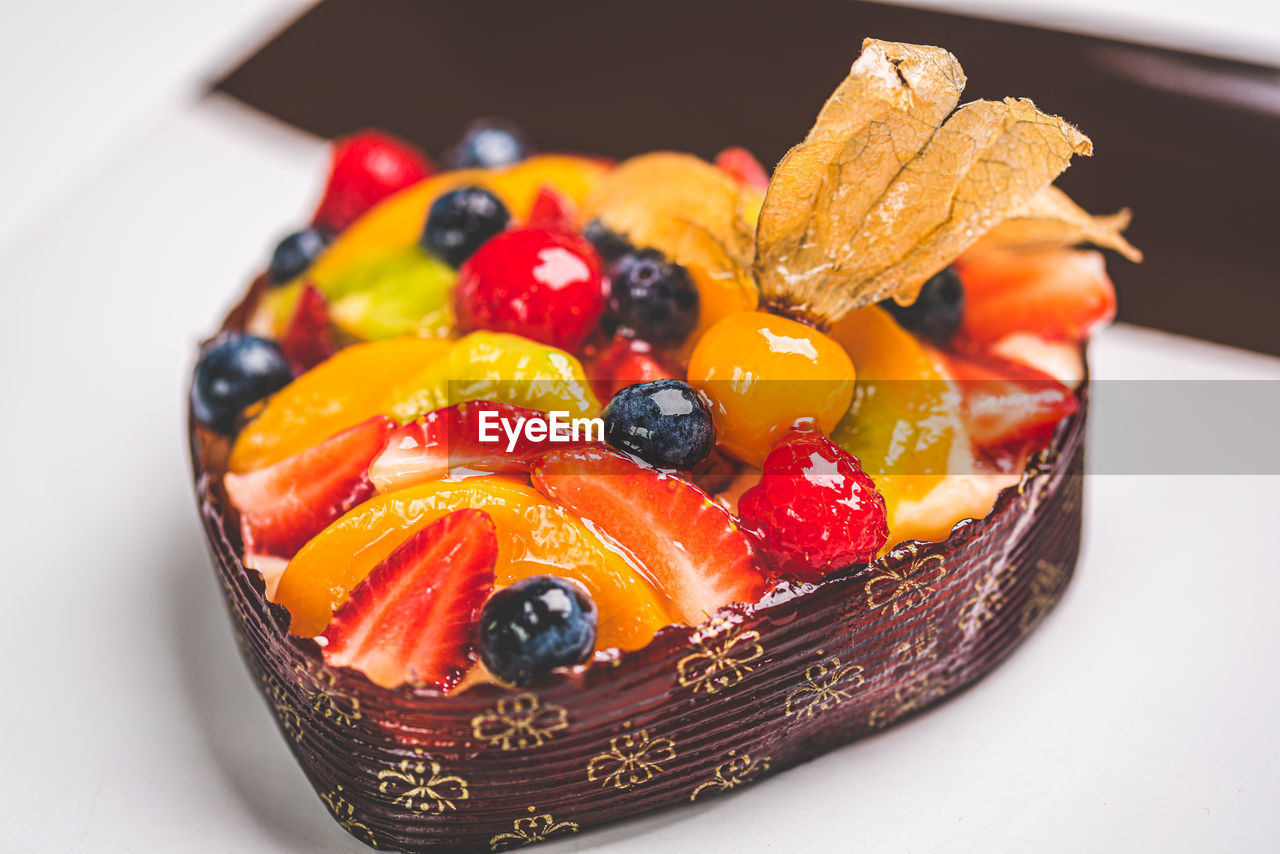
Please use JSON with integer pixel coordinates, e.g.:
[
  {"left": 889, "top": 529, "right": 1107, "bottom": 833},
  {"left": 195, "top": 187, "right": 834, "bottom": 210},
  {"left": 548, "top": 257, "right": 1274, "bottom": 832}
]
[
  {"left": 445, "top": 119, "right": 530, "bottom": 170},
  {"left": 608, "top": 248, "right": 699, "bottom": 346},
  {"left": 421, "top": 186, "right": 510, "bottom": 267},
  {"left": 582, "top": 220, "right": 633, "bottom": 265},
  {"left": 268, "top": 227, "right": 331, "bottom": 284},
  {"left": 191, "top": 334, "right": 294, "bottom": 433},
  {"left": 603, "top": 379, "right": 715, "bottom": 470},
  {"left": 882, "top": 266, "right": 964, "bottom": 344},
  {"left": 478, "top": 576, "right": 597, "bottom": 685}
]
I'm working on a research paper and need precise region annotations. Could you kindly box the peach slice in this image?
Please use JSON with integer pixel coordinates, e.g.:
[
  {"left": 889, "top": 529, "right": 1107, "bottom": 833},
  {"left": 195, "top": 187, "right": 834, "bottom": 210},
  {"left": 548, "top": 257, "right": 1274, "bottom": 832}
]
[
  {"left": 308, "top": 155, "right": 611, "bottom": 295},
  {"left": 228, "top": 337, "right": 450, "bottom": 472},
  {"left": 273, "top": 477, "right": 675, "bottom": 648}
]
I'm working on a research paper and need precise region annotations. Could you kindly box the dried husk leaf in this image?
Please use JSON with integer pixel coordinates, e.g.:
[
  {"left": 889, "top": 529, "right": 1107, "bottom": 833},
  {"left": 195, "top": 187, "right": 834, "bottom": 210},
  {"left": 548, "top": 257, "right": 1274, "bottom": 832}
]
[
  {"left": 754, "top": 39, "right": 1098, "bottom": 326},
  {"left": 756, "top": 40, "right": 965, "bottom": 284},
  {"left": 965, "top": 184, "right": 1143, "bottom": 261}
]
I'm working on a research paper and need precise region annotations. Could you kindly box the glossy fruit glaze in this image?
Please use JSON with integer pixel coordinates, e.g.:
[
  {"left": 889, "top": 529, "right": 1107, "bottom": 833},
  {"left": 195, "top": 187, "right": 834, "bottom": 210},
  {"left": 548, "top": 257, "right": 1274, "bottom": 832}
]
[{"left": 195, "top": 121, "right": 1115, "bottom": 696}]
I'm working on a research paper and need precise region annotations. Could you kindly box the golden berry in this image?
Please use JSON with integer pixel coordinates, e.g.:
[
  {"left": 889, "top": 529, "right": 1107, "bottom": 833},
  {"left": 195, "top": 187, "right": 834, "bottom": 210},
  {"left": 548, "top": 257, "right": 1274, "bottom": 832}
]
[{"left": 687, "top": 312, "right": 855, "bottom": 465}]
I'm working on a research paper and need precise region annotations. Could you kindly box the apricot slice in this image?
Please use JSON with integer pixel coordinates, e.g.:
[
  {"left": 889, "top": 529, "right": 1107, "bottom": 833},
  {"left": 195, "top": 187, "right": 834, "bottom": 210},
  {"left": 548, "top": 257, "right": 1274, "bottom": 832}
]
[
  {"left": 273, "top": 477, "right": 674, "bottom": 648},
  {"left": 382, "top": 331, "right": 600, "bottom": 423},
  {"left": 308, "top": 155, "right": 610, "bottom": 294},
  {"left": 827, "top": 305, "right": 969, "bottom": 529},
  {"left": 228, "top": 337, "right": 450, "bottom": 472}
]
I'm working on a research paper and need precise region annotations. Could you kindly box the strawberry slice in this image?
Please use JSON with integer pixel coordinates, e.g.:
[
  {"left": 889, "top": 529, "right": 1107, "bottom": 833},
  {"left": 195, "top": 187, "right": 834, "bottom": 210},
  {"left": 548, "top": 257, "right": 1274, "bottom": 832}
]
[
  {"left": 322, "top": 509, "right": 497, "bottom": 690},
  {"left": 369, "top": 400, "right": 593, "bottom": 492},
  {"left": 955, "top": 248, "right": 1116, "bottom": 345},
  {"left": 280, "top": 283, "right": 337, "bottom": 372},
  {"left": 532, "top": 448, "right": 768, "bottom": 624},
  {"left": 225, "top": 415, "right": 394, "bottom": 560},
  {"left": 943, "top": 351, "right": 1078, "bottom": 452},
  {"left": 714, "top": 146, "right": 771, "bottom": 192},
  {"left": 526, "top": 184, "right": 577, "bottom": 233},
  {"left": 587, "top": 337, "right": 678, "bottom": 402}
]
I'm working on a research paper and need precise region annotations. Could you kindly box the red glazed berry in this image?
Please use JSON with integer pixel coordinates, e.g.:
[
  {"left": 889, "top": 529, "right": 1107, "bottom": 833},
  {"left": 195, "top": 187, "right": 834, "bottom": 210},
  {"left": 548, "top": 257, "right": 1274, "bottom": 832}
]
[
  {"left": 453, "top": 228, "right": 605, "bottom": 351},
  {"left": 738, "top": 429, "right": 888, "bottom": 582},
  {"left": 313, "top": 131, "right": 434, "bottom": 233}
]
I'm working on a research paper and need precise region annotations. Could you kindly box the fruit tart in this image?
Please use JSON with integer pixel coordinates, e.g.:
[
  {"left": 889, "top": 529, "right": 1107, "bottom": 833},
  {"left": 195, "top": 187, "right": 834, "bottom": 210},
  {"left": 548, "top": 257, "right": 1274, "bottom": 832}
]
[{"left": 189, "top": 39, "right": 1139, "bottom": 852}]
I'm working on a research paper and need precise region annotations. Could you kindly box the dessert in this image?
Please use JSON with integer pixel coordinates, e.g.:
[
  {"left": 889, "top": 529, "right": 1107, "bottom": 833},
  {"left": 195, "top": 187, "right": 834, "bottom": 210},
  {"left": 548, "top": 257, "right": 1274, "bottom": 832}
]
[{"left": 189, "top": 39, "right": 1137, "bottom": 851}]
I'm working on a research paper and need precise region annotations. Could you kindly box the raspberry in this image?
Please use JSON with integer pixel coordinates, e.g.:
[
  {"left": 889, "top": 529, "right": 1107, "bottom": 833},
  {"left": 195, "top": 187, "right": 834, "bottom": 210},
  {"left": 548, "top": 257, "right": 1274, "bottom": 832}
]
[
  {"left": 453, "top": 228, "right": 605, "bottom": 352},
  {"left": 738, "top": 429, "right": 888, "bottom": 582},
  {"left": 312, "top": 131, "right": 434, "bottom": 233}
]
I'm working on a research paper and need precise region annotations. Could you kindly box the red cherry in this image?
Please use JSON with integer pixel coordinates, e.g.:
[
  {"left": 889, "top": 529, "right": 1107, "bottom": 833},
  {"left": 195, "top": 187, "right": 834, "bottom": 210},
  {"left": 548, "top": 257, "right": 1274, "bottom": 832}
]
[{"left": 453, "top": 228, "right": 605, "bottom": 352}]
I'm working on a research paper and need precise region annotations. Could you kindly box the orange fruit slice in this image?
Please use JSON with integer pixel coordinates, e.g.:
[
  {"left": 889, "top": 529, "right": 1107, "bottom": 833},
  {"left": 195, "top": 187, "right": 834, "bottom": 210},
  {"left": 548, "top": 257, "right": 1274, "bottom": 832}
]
[
  {"left": 273, "top": 477, "right": 674, "bottom": 648},
  {"left": 308, "top": 155, "right": 611, "bottom": 295},
  {"left": 827, "top": 306, "right": 973, "bottom": 544},
  {"left": 228, "top": 337, "right": 450, "bottom": 472}
]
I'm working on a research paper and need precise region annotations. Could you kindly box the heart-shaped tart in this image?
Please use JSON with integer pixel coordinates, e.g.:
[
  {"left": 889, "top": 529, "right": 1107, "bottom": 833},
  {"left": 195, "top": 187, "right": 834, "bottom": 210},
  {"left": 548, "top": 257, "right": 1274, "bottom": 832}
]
[{"left": 190, "top": 38, "right": 1137, "bottom": 852}]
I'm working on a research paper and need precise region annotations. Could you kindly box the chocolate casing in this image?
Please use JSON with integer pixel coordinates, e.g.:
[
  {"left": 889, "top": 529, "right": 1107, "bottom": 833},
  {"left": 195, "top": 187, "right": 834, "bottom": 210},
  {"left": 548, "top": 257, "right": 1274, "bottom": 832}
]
[{"left": 190, "top": 291, "right": 1086, "bottom": 852}]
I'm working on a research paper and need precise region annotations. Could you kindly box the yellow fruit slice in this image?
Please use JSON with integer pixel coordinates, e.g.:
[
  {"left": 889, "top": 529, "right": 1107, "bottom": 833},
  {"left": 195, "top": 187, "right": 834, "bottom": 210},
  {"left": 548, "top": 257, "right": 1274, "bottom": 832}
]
[
  {"left": 244, "top": 281, "right": 302, "bottom": 339},
  {"left": 383, "top": 331, "right": 600, "bottom": 422},
  {"left": 274, "top": 477, "right": 673, "bottom": 647},
  {"left": 324, "top": 245, "right": 456, "bottom": 340},
  {"left": 309, "top": 155, "right": 610, "bottom": 294},
  {"left": 228, "top": 337, "right": 450, "bottom": 472},
  {"left": 676, "top": 228, "right": 760, "bottom": 352},
  {"left": 885, "top": 472, "right": 1019, "bottom": 548},
  {"left": 827, "top": 305, "right": 969, "bottom": 532}
]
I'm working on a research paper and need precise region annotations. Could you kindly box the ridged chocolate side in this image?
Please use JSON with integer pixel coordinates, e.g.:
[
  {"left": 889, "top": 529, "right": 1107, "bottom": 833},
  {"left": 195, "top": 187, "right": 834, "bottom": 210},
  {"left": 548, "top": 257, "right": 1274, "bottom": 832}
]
[{"left": 189, "top": 339, "right": 1086, "bottom": 853}]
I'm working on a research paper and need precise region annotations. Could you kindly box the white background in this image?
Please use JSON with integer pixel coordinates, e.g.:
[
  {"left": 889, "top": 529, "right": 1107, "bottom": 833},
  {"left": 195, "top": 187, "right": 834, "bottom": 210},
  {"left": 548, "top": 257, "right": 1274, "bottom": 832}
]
[{"left": 1, "top": 2, "right": 1278, "bottom": 853}]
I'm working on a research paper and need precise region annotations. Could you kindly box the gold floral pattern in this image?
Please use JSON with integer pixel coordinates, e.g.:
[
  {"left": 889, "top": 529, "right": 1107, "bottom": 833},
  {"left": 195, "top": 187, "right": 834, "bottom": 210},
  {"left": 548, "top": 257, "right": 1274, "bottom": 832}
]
[
  {"left": 489, "top": 806, "right": 579, "bottom": 851},
  {"left": 320, "top": 786, "right": 377, "bottom": 847},
  {"left": 295, "top": 662, "right": 362, "bottom": 727},
  {"left": 676, "top": 618, "right": 764, "bottom": 696},
  {"left": 471, "top": 693, "right": 568, "bottom": 751},
  {"left": 377, "top": 751, "right": 469, "bottom": 814},
  {"left": 869, "top": 670, "right": 950, "bottom": 729},
  {"left": 587, "top": 727, "right": 677, "bottom": 790},
  {"left": 784, "top": 654, "right": 865, "bottom": 719},
  {"left": 895, "top": 619, "right": 939, "bottom": 663},
  {"left": 1019, "top": 559, "right": 1068, "bottom": 632},
  {"left": 690, "top": 750, "right": 772, "bottom": 801},
  {"left": 864, "top": 544, "right": 947, "bottom": 614},
  {"left": 959, "top": 563, "right": 1016, "bottom": 637},
  {"left": 263, "top": 675, "right": 302, "bottom": 743}
]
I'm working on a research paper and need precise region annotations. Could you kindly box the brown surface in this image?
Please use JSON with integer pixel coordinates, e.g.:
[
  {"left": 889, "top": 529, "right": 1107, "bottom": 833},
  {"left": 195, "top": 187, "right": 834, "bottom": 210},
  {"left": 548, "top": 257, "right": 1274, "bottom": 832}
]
[{"left": 214, "top": 0, "right": 1280, "bottom": 356}]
